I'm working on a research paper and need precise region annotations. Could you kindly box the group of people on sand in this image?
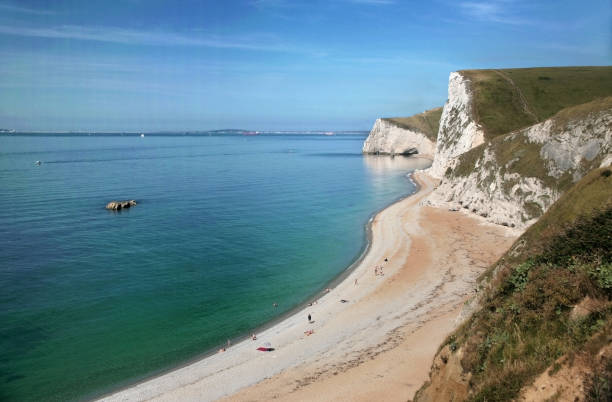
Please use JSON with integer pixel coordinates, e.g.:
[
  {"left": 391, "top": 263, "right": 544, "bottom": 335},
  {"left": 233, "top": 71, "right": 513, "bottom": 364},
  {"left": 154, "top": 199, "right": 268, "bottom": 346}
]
[
  {"left": 374, "top": 257, "right": 389, "bottom": 277},
  {"left": 304, "top": 313, "right": 315, "bottom": 336}
]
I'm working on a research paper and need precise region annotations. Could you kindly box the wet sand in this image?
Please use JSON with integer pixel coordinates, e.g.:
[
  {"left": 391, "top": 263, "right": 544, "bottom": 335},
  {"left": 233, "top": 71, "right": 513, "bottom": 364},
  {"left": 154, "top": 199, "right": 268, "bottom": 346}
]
[{"left": 100, "top": 172, "right": 517, "bottom": 402}]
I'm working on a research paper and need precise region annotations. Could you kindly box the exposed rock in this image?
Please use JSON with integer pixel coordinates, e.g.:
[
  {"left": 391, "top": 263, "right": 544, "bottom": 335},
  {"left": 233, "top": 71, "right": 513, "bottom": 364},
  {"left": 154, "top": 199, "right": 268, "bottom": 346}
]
[
  {"left": 414, "top": 345, "right": 470, "bottom": 402},
  {"left": 517, "top": 343, "right": 612, "bottom": 402},
  {"left": 570, "top": 296, "right": 609, "bottom": 321},
  {"left": 362, "top": 118, "right": 436, "bottom": 157},
  {"left": 106, "top": 200, "right": 137, "bottom": 210},
  {"left": 428, "top": 72, "right": 485, "bottom": 178},
  {"left": 426, "top": 97, "right": 611, "bottom": 229}
]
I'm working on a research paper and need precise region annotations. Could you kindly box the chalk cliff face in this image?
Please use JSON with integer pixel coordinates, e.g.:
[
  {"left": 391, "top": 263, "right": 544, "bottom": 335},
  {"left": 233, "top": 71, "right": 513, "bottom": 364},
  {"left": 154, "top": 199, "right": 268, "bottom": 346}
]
[
  {"left": 429, "top": 72, "right": 485, "bottom": 178},
  {"left": 362, "top": 118, "right": 436, "bottom": 157},
  {"left": 364, "top": 69, "right": 611, "bottom": 230},
  {"left": 427, "top": 98, "right": 612, "bottom": 229}
]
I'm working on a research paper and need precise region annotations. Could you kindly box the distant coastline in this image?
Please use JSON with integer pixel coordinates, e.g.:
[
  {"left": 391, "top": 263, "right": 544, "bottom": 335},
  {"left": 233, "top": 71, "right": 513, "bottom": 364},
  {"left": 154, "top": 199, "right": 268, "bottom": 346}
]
[{"left": 0, "top": 130, "right": 369, "bottom": 136}]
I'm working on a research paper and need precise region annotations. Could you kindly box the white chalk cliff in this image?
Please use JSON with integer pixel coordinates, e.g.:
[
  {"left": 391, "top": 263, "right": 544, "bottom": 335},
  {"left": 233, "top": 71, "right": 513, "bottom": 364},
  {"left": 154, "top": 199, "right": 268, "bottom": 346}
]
[
  {"left": 362, "top": 118, "right": 436, "bottom": 157},
  {"left": 427, "top": 97, "right": 611, "bottom": 229},
  {"left": 428, "top": 72, "right": 485, "bottom": 179},
  {"left": 365, "top": 70, "right": 611, "bottom": 230}
]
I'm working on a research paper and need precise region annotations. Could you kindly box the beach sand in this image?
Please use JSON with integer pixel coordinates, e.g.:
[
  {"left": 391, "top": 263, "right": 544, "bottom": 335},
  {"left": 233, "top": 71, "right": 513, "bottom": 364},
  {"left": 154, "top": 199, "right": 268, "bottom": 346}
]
[{"left": 100, "top": 172, "right": 517, "bottom": 402}]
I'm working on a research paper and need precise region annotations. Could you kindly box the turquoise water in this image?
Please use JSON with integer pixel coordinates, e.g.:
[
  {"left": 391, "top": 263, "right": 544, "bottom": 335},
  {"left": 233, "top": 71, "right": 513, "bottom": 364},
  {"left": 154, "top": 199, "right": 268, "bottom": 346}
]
[{"left": 0, "top": 134, "right": 427, "bottom": 401}]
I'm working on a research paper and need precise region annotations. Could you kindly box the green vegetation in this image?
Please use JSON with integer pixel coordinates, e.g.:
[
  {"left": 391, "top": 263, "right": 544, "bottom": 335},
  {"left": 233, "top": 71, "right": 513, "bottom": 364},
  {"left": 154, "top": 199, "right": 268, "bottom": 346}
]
[
  {"left": 505, "top": 166, "right": 612, "bottom": 265},
  {"left": 446, "top": 97, "right": 611, "bottom": 221},
  {"left": 435, "top": 168, "right": 612, "bottom": 401},
  {"left": 382, "top": 106, "right": 443, "bottom": 142},
  {"left": 461, "top": 66, "right": 612, "bottom": 138}
]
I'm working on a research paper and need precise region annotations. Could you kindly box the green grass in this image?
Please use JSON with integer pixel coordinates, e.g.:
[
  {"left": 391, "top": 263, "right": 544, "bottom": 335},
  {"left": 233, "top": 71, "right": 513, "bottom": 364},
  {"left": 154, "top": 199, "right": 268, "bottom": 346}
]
[
  {"left": 446, "top": 97, "right": 611, "bottom": 222},
  {"left": 427, "top": 168, "right": 612, "bottom": 401},
  {"left": 461, "top": 66, "right": 612, "bottom": 139},
  {"left": 382, "top": 106, "right": 443, "bottom": 142}
]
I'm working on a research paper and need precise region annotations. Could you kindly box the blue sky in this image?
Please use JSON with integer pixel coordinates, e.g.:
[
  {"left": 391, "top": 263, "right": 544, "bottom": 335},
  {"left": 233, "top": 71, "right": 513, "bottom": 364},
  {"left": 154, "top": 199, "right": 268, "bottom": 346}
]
[{"left": 0, "top": 0, "right": 610, "bottom": 132}]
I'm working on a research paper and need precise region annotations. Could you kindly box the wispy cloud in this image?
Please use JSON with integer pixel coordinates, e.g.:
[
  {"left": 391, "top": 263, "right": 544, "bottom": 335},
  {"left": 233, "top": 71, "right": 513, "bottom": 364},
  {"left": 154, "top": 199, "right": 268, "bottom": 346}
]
[
  {"left": 459, "top": 1, "right": 531, "bottom": 25},
  {"left": 0, "top": 24, "right": 305, "bottom": 52},
  {"left": 0, "top": 2, "right": 55, "bottom": 15},
  {"left": 333, "top": 55, "right": 451, "bottom": 68}
]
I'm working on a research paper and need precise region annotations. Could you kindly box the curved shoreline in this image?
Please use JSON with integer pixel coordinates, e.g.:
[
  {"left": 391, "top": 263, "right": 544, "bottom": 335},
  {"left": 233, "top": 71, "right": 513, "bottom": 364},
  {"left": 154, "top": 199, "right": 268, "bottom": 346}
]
[
  {"left": 96, "top": 157, "right": 431, "bottom": 401},
  {"left": 100, "top": 166, "right": 518, "bottom": 402},
  {"left": 221, "top": 172, "right": 519, "bottom": 402}
]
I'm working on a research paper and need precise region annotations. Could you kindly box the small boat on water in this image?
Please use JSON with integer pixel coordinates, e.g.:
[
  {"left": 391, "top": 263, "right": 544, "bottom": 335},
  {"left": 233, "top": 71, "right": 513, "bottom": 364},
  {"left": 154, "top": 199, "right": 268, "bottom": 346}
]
[
  {"left": 140, "top": 133, "right": 145, "bottom": 138},
  {"left": 35, "top": 160, "right": 41, "bottom": 166}
]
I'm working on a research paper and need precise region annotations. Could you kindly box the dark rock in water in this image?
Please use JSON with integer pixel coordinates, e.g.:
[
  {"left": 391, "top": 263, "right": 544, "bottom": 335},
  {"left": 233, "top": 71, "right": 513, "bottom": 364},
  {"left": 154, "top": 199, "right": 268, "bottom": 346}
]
[{"left": 106, "top": 200, "right": 137, "bottom": 210}]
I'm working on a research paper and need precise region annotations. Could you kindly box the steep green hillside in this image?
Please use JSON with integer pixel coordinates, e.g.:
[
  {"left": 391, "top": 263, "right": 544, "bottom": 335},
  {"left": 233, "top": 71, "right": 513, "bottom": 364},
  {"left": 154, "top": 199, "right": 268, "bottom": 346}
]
[
  {"left": 416, "top": 168, "right": 612, "bottom": 401},
  {"left": 382, "top": 107, "right": 443, "bottom": 142},
  {"left": 461, "top": 66, "right": 612, "bottom": 138}
]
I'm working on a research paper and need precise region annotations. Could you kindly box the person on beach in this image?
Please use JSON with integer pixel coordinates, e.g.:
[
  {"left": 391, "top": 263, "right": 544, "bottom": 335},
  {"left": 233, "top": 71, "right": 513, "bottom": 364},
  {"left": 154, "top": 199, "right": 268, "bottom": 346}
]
[
  {"left": 384, "top": 257, "right": 388, "bottom": 262},
  {"left": 227, "top": 339, "right": 231, "bottom": 347},
  {"left": 354, "top": 278, "right": 358, "bottom": 286},
  {"left": 308, "top": 313, "right": 311, "bottom": 323},
  {"left": 251, "top": 333, "right": 257, "bottom": 340}
]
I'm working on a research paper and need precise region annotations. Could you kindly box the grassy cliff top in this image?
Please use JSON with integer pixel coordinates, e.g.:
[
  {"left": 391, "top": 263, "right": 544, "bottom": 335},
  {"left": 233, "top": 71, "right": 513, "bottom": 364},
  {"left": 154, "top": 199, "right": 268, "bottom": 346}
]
[
  {"left": 382, "top": 107, "right": 443, "bottom": 142},
  {"left": 460, "top": 66, "right": 612, "bottom": 139}
]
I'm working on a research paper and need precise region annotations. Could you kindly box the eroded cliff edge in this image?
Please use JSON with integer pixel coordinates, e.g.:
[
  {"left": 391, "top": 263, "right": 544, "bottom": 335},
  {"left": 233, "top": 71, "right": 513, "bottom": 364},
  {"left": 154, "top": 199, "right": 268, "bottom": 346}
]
[
  {"left": 425, "top": 67, "right": 612, "bottom": 230},
  {"left": 428, "top": 97, "right": 612, "bottom": 229},
  {"left": 362, "top": 108, "right": 441, "bottom": 157}
]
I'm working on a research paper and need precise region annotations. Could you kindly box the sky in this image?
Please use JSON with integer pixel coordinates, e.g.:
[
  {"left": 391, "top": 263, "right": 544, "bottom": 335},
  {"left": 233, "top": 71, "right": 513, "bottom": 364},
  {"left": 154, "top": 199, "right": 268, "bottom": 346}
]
[{"left": 0, "top": 0, "right": 610, "bottom": 132}]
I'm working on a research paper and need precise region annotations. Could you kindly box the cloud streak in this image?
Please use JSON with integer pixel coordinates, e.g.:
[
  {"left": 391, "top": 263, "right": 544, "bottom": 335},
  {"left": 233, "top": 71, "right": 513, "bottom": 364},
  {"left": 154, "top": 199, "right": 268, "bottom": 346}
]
[
  {"left": 0, "top": 2, "right": 55, "bottom": 15},
  {"left": 459, "top": 1, "right": 532, "bottom": 25},
  {"left": 0, "top": 24, "right": 304, "bottom": 52}
]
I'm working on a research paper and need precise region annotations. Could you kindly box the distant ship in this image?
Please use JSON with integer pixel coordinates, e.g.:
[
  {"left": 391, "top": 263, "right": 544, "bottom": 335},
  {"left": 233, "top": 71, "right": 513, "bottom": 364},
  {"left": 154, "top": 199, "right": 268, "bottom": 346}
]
[
  {"left": 140, "top": 133, "right": 145, "bottom": 138},
  {"left": 323, "top": 131, "right": 335, "bottom": 136},
  {"left": 243, "top": 131, "right": 260, "bottom": 136}
]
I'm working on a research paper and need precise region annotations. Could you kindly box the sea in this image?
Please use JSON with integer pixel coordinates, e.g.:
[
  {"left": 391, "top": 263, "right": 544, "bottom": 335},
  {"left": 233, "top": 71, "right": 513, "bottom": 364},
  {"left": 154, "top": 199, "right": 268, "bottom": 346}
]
[{"left": 0, "top": 133, "right": 429, "bottom": 401}]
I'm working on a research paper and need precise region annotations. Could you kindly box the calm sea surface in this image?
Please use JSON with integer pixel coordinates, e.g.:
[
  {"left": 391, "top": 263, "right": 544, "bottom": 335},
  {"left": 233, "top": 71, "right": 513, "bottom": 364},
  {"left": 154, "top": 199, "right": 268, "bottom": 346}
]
[{"left": 0, "top": 134, "right": 429, "bottom": 401}]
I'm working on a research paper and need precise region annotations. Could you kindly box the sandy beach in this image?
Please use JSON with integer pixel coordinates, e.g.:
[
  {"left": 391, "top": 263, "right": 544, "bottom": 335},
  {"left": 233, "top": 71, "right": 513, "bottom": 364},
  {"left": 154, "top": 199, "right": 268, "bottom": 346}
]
[{"left": 100, "top": 171, "right": 518, "bottom": 402}]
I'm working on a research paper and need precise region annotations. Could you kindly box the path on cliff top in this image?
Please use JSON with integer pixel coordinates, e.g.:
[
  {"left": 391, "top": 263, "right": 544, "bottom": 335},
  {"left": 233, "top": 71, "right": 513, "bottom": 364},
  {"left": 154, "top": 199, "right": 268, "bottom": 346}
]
[{"left": 495, "top": 69, "right": 540, "bottom": 124}]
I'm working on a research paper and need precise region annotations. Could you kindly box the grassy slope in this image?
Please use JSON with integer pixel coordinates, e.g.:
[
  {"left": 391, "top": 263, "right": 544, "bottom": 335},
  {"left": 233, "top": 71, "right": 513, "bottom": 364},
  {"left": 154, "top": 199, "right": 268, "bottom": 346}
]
[
  {"left": 451, "top": 96, "right": 612, "bottom": 183},
  {"left": 461, "top": 66, "right": 612, "bottom": 139},
  {"left": 445, "top": 97, "right": 611, "bottom": 222},
  {"left": 382, "top": 107, "right": 443, "bottom": 142},
  {"left": 419, "top": 168, "right": 612, "bottom": 401}
]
